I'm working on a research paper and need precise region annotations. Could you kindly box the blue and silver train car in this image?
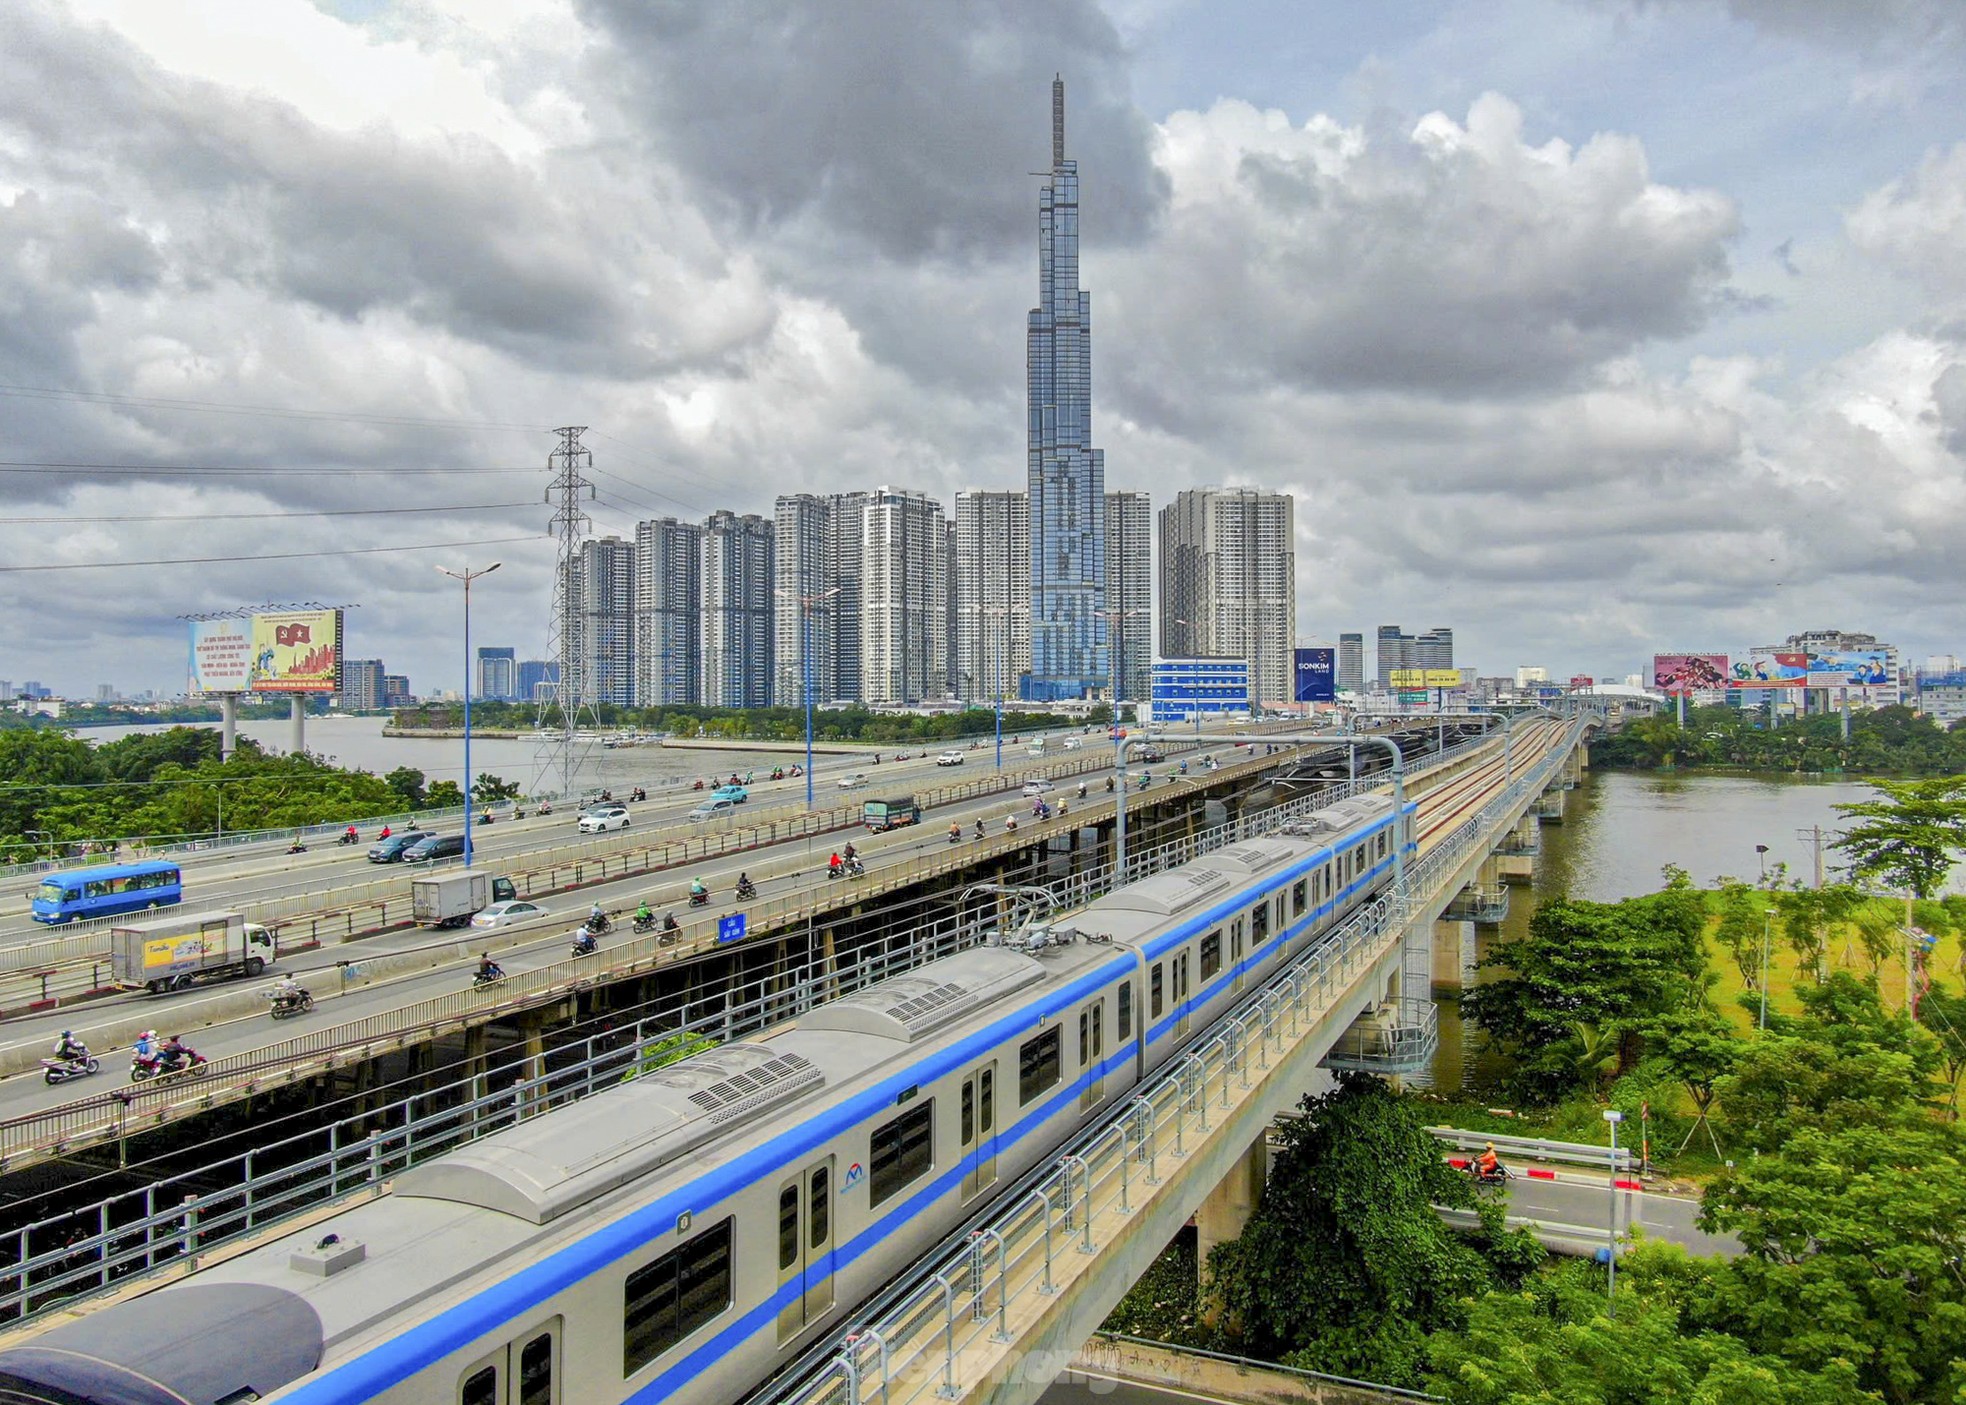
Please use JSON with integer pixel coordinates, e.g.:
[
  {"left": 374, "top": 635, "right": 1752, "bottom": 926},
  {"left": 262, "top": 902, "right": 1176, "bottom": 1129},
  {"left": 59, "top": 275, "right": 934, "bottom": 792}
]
[{"left": 0, "top": 794, "right": 1412, "bottom": 1405}]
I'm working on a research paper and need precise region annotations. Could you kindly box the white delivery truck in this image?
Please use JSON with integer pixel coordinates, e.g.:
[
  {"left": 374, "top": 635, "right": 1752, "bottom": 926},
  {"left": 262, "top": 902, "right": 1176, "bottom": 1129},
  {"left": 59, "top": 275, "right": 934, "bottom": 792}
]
[
  {"left": 411, "top": 871, "right": 517, "bottom": 929},
  {"left": 110, "top": 910, "right": 276, "bottom": 994}
]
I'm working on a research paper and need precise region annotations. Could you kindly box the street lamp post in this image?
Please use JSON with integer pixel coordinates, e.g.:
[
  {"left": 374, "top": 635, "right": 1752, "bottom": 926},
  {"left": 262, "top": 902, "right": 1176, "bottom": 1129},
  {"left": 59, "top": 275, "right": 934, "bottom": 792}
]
[
  {"left": 436, "top": 561, "right": 501, "bottom": 868},
  {"left": 1755, "top": 842, "right": 1769, "bottom": 882},
  {"left": 1602, "top": 1108, "right": 1623, "bottom": 1314},
  {"left": 777, "top": 587, "right": 839, "bottom": 811}
]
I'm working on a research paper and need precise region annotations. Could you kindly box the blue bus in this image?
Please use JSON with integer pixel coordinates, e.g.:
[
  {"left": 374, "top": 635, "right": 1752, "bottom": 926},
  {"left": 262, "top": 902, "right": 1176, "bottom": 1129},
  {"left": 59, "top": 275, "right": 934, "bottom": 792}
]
[{"left": 31, "top": 860, "right": 183, "bottom": 925}]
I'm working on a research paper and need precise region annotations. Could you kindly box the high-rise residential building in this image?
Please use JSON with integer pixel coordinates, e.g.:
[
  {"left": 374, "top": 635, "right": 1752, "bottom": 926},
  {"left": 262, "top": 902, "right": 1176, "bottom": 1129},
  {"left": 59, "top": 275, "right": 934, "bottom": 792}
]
[
  {"left": 341, "top": 659, "right": 386, "bottom": 711},
  {"left": 0, "top": 681, "right": 13, "bottom": 701},
  {"left": 944, "top": 518, "right": 960, "bottom": 696},
  {"left": 516, "top": 660, "right": 558, "bottom": 704},
  {"left": 1414, "top": 627, "right": 1454, "bottom": 671},
  {"left": 634, "top": 517, "right": 702, "bottom": 705},
  {"left": 1376, "top": 626, "right": 1409, "bottom": 689},
  {"left": 955, "top": 490, "right": 1030, "bottom": 705},
  {"left": 701, "top": 510, "right": 774, "bottom": 709},
  {"left": 382, "top": 674, "right": 412, "bottom": 707},
  {"left": 1159, "top": 488, "right": 1296, "bottom": 707},
  {"left": 1337, "top": 633, "right": 1365, "bottom": 694},
  {"left": 1104, "top": 490, "right": 1152, "bottom": 703},
  {"left": 772, "top": 492, "right": 869, "bottom": 706},
  {"left": 1023, "top": 77, "right": 1107, "bottom": 702},
  {"left": 570, "top": 535, "right": 636, "bottom": 708},
  {"left": 476, "top": 647, "right": 516, "bottom": 702},
  {"left": 861, "top": 487, "right": 948, "bottom": 705}
]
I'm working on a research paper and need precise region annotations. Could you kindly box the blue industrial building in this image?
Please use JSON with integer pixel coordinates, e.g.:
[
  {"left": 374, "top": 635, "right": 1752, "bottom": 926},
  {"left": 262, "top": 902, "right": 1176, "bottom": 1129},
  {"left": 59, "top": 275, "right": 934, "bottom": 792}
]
[{"left": 1148, "top": 657, "right": 1251, "bottom": 722}]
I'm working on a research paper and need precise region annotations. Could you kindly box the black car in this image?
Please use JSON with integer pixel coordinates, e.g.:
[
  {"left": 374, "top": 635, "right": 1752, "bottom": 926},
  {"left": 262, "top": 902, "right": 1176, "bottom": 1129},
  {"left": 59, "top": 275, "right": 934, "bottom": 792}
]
[
  {"left": 1138, "top": 747, "right": 1166, "bottom": 763},
  {"left": 366, "top": 830, "right": 432, "bottom": 863},
  {"left": 402, "top": 834, "right": 467, "bottom": 864}
]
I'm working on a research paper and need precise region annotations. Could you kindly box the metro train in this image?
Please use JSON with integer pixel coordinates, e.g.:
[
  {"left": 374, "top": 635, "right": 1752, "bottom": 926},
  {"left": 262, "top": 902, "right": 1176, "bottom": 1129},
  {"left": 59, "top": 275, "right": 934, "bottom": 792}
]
[{"left": 0, "top": 790, "right": 1415, "bottom": 1405}]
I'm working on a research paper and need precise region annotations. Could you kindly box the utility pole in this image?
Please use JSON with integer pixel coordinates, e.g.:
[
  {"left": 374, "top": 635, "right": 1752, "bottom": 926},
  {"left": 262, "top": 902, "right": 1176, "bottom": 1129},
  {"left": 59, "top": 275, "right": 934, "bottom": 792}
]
[
  {"left": 538, "top": 426, "right": 599, "bottom": 800},
  {"left": 1795, "top": 825, "right": 1826, "bottom": 888}
]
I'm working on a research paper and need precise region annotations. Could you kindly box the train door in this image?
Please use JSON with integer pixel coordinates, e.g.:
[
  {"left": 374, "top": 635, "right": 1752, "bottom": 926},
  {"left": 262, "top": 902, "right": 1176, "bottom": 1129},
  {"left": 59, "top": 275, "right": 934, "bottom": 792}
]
[
  {"left": 457, "top": 1319, "right": 561, "bottom": 1405},
  {"left": 960, "top": 1064, "right": 998, "bottom": 1200},
  {"left": 776, "top": 1157, "right": 837, "bottom": 1344},
  {"left": 1172, "top": 953, "right": 1191, "bottom": 1041},
  {"left": 1078, "top": 1000, "right": 1106, "bottom": 1111}
]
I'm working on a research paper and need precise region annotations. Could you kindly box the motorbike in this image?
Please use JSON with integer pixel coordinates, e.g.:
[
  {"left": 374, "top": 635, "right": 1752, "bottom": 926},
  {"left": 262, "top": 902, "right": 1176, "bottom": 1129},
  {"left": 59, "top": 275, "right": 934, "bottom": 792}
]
[
  {"left": 734, "top": 879, "right": 757, "bottom": 901},
  {"left": 131, "top": 1049, "right": 207, "bottom": 1082},
  {"left": 477, "top": 812, "right": 493, "bottom": 826},
  {"left": 948, "top": 827, "right": 962, "bottom": 845},
  {"left": 336, "top": 831, "right": 360, "bottom": 846},
  {"left": 570, "top": 932, "right": 599, "bottom": 958},
  {"left": 632, "top": 913, "right": 657, "bottom": 934},
  {"left": 268, "top": 988, "right": 315, "bottom": 1018},
  {"left": 537, "top": 802, "right": 554, "bottom": 815},
  {"left": 826, "top": 859, "right": 866, "bottom": 881},
  {"left": 584, "top": 912, "right": 612, "bottom": 935},
  {"left": 471, "top": 969, "right": 505, "bottom": 991},
  {"left": 1466, "top": 1161, "right": 1510, "bottom": 1187},
  {"left": 286, "top": 841, "right": 308, "bottom": 855},
  {"left": 687, "top": 889, "right": 711, "bottom": 908},
  {"left": 40, "top": 1053, "right": 101, "bottom": 1086}
]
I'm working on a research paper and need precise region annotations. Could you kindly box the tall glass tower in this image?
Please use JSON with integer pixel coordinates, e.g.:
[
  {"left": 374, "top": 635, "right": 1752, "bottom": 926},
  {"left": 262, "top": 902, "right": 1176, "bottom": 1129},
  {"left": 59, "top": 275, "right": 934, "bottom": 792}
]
[{"left": 1023, "top": 76, "right": 1107, "bottom": 702}]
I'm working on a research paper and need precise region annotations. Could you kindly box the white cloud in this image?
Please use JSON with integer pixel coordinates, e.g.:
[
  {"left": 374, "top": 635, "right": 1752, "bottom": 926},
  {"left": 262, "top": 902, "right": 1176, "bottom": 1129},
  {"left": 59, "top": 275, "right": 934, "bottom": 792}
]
[{"left": 1847, "top": 143, "right": 1966, "bottom": 308}]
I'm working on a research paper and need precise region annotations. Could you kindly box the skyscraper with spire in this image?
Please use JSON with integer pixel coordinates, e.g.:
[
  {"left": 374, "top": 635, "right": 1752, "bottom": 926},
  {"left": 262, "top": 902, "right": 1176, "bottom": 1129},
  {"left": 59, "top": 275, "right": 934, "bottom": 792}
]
[{"left": 1023, "top": 76, "right": 1107, "bottom": 702}]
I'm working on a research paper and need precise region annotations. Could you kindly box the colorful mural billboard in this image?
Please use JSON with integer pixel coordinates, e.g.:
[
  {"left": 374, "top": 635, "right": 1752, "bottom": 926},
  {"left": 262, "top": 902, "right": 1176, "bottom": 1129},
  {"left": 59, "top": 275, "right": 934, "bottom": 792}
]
[
  {"left": 1652, "top": 653, "right": 1729, "bottom": 695},
  {"left": 248, "top": 610, "right": 343, "bottom": 693},
  {"left": 187, "top": 620, "right": 253, "bottom": 694},
  {"left": 1806, "top": 650, "right": 1893, "bottom": 688},
  {"left": 1730, "top": 652, "right": 1807, "bottom": 689}
]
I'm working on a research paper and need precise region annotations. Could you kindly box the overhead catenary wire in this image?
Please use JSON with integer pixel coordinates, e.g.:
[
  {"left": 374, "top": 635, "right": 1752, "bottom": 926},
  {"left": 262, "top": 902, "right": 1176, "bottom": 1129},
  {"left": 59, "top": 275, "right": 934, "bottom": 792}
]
[
  {"left": 6, "top": 502, "right": 536, "bottom": 524},
  {"left": 0, "top": 382, "right": 554, "bottom": 433},
  {"left": 0, "top": 461, "right": 543, "bottom": 476}
]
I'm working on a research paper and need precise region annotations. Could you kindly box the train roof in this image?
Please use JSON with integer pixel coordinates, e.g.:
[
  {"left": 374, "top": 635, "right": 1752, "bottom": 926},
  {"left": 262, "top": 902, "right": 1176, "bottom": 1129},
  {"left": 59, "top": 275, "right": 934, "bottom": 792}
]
[{"left": 797, "top": 946, "right": 1040, "bottom": 1042}]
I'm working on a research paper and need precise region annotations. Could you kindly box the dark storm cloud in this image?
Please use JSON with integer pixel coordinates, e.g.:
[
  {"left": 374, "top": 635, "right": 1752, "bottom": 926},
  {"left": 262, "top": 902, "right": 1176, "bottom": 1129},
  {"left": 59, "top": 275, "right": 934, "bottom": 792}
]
[{"left": 575, "top": 0, "right": 1168, "bottom": 263}]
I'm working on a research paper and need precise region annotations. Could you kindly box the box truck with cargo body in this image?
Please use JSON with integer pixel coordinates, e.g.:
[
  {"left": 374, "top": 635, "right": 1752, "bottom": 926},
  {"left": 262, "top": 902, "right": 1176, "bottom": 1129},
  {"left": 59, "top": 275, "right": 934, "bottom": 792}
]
[
  {"left": 110, "top": 911, "right": 275, "bottom": 994},
  {"left": 411, "top": 871, "right": 517, "bottom": 928}
]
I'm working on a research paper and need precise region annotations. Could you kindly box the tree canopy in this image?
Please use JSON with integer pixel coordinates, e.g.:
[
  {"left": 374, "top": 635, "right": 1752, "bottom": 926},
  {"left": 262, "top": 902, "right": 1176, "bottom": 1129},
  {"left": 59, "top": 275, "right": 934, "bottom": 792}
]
[{"left": 1833, "top": 777, "right": 1966, "bottom": 901}]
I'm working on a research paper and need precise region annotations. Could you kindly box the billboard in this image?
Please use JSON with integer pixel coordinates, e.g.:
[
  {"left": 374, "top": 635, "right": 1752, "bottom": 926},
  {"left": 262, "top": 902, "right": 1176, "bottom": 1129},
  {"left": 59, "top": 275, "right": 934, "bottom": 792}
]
[
  {"left": 1293, "top": 647, "right": 1336, "bottom": 703},
  {"left": 1806, "top": 649, "right": 1892, "bottom": 688},
  {"left": 248, "top": 610, "right": 343, "bottom": 693},
  {"left": 1651, "top": 653, "right": 1728, "bottom": 695},
  {"left": 1730, "top": 652, "right": 1807, "bottom": 689},
  {"left": 187, "top": 620, "right": 253, "bottom": 694},
  {"left": 1568, "top": 675, "right": 1594, "bottom": 689},
  {"left": 1389, "top": 669, "right": 1462, "bottom": 689}
]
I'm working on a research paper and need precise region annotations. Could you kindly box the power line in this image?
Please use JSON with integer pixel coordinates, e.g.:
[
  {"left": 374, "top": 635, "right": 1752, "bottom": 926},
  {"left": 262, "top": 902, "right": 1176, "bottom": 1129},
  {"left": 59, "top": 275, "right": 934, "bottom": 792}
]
[
  {"left": 0, "top": 460, "right": 541, "bottom": 476},
  {"left": 0, "top": 535, "right": 544, "bottom": 574},
  {"left": 7, "top": 502, "right": 534, "bottom": 525},
  {"left": 0, "top": 383, "right": 553, "bottom": 433}
]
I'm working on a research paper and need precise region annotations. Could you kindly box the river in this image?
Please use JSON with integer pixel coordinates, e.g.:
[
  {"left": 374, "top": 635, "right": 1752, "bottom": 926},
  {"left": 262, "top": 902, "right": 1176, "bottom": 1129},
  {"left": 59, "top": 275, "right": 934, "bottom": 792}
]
[
  {"left": 1427, "top": 766, "right": 1925, "bottom": 1093},
  {"left": 74, "top": 715, "right": 829, "bottom": 795}
]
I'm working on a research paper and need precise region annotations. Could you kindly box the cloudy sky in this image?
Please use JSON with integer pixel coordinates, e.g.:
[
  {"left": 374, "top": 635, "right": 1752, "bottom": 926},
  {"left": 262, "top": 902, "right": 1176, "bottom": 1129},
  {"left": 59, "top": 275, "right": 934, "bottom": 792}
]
[{"left": 3, "top": 0, "right": 1962, "bottom": 697}]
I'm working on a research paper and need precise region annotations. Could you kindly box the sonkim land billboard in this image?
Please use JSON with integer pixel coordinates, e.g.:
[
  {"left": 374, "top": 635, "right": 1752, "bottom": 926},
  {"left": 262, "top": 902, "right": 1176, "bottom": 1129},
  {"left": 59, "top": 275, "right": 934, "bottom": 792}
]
[
  {"left": 1652, "top": 653, "right": 1729, "bottom": 695},
  {"left": 188, "top": 610, "right": 343, "bottom": 695},
  {"left": 1293, "top": 647, "right": 1335, "bottom": 703}
]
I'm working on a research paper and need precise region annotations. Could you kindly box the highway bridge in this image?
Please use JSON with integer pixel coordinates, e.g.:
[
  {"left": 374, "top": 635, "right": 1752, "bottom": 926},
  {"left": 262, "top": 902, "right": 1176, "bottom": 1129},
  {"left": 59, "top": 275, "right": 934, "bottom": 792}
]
[{"left": 0, "top": 712, "right": 1584, "bottom": 1367}]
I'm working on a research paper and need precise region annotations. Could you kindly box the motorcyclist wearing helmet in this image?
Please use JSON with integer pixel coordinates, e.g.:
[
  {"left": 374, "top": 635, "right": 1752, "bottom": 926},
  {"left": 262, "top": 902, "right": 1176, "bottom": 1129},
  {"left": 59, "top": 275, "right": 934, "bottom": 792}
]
[
  {"left": 54, "top": 1031, "right": 87, "bottom": 1064},
  {"left": 133, "top": 1030, "right": 156, "bottom": 1062},
  {"left": 636, "top": 900, "right": 653, "bottom": 926},
  {"left": 477, "top": 953, "right": 504, "bottom": 982},
  {"left": 828, "top": 851, "right": 843, "bottom": 875},
  {"left": 1476, "top": 1143, "right": 1501, "bottom": 1178}
]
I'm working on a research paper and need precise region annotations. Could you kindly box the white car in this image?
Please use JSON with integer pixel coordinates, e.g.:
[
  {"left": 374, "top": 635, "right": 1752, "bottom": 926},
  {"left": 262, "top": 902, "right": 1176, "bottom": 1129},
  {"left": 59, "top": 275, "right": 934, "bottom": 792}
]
[
  {"left": 1021, "top": 779, "right": 1055, "bottom": 796},
  {"left": 936, "top": 751, "right": 966, "bottom": 767},
  {"left": 1061, "top": 738, "right": 1081, "bottom": 750},
  {"left": 578, "top": 805, "right": 630, "bottom": 833},
  {"left": 470, "top": 900, "right": 547, "bottom": 930},
  {"left": 837, "top": 772, "right": 870, "bottom": 790},
  {"left": 689, "top": 796, "right": 739, "bottom": 821}
]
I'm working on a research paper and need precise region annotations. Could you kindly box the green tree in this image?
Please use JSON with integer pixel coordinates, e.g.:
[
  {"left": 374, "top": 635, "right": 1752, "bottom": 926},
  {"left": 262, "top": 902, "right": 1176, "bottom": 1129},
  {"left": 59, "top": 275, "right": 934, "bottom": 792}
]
[
  {"left": 1202, "top": 1076, "right": 1541, "bottom": 1387},
  {"left": 383, "top": 767, "right": 427, "bottom": 807},
  {"left": 1712, "top": 879, "right": 1768, "bottom": 990},
  {"left": 1647, "top": 1006, "right": 1741, "bottom": 1155},
  {"left": 427, "top": 780, "right": 463, "bottom": 808},
  {"left": 1917, "top": 982, "right": 1966, "bottom": 1121},
  {"left": 1834, "top": 777, "right": 1966, "bottom": 901},
  {"left": 1429, "top": 1248, "right": 1869, "bottom": 1405},
  {"left": 472, "top": 773, "right": 521, "bottom": 804}
]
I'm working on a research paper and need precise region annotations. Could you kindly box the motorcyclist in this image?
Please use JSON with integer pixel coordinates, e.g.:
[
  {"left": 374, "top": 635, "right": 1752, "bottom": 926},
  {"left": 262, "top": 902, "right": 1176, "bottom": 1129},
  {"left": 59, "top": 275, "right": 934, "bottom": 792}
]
[
  {"left": 286, "top": 837, "right": 307, "bottom": 854},
  {"left": 949, "top": 822, "right": 963, "bottom": 842},
  {"left": 572, "top": 927, "right": 598, "bottom": 955},
  {"left": 53, "top": 1031, "right": 87, "bottom": 1064},
  {"left": 1076, "top": 781, "right": 1087, "bottom": 799},
  {"left": 735, "top": 872, "right": 755, "bottom": 898},
  {"left": 1476, "top": 1143, "right": 1502, "bottom": 1180},
  {"left": 477, "top": 953, "right": 504, "bottom": 982},
  {"left": 589, "top": 901, "right": 606, "bottom": 930},
  {"left": 688, "top": 878, "right": 708, "bottom": 901},
  {"left": 272, "top": 975, "right": 305, "bottom": 1009},
  {"left": 828, "top": 852, "right": 843, "bottom": 876},
  {"left": 635, "top": 900, "right": 653, "bottom": 927},
  {"left": 1004, "top": 815, "right": 1018, "bottom": 833},
  {"left": 158, "top": 1035, "right": 194, "bottom": 1069},
  {"left": 379, "top": 824, "right": 392, "bottom": 840},
  {"left": 973, "top": 818, "right": 985, "bottom": 840},
  {"left": 661, "top": 912, "right": 680, "bottom": 933},
  {"left": 344, "top": 824, "right": 359, "bottom": 843},
  {"left": 133, "top": 1030, "right": 156, "bottom": 1063}
]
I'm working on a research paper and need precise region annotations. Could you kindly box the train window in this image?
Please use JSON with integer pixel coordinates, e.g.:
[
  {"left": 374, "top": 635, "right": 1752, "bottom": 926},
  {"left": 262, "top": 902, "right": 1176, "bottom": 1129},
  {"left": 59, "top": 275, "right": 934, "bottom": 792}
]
[
  {"left": 461, "top": 1365, "right": 497, "bottom": 1405},
  {"left": 778, "top": 1184, "right": 799, "bottom": 1271},
  {"left": 1019, "top": 1027, "right": 1062, "bottom": 1105},
  {"left": 1175, "top": 953, "right": 1190, "bottom": 1001},
  {"left": 1199, "top": 932, "right": 1221, "bottom": 980},
  {"left": 1150, "top": 964, "right": 1164, "bottom": 1019},
  {"left": 1354, "top": 844, "right": 1367, "bottom": 872},
  {"left": 623, "top": 1217, "right": 734, "bottom": 1377},
  {"left": 1252, "top": 902, "right": 1269, "bottom": 944},
  {"left": 961, "top": 1080, "right": 975, "bottom": 1144},
  {"left": 1292, "top": 879, "right": 1307, "bottom": 917},
  {"left": 810, "top": 1166, "right": 829, "bottom": 1249},
  {"left": 869, "top": 1102, "right": 934, "bottom": 1207},
  {"left": 1118, "top": 983, "right": 1133, "bottom": 1040},
  {"left": 1079, "top": 1008, "right": 1091, "bottom": 1067},
  {"left": 980, "top": 1067, "right": 995, "bottom": 1134},
  {"left": 519, "top": 1331, "right": 555, "bottom": 1405}
]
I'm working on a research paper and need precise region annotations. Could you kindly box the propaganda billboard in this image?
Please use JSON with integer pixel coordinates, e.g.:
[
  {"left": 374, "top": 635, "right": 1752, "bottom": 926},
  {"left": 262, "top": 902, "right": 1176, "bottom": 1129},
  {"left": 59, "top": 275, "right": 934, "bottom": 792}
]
[
  {"left": 1568, "top": 675, "right": 1594, "bottom": 689},
  {"left": 187, "top": 620, "right": 253, "bottom": 695},
  {"left": 248, "top": 609, "right": 343, "bottom": 694},
  {"left": 1806, "top": 649, "right": 1893, "bottom": 688},
  {"left": 1651, "top": 653, "right": 1729, "bottom": 695},
  {"left": 1730, "top": 652, "right": 1807, "bottom": 689},
  {"left": 1293, "top": 647, "right": 1336, "bottom": 703},
  {"left": 1388, "top": 669, "right": 1462, "bottom": 689}
]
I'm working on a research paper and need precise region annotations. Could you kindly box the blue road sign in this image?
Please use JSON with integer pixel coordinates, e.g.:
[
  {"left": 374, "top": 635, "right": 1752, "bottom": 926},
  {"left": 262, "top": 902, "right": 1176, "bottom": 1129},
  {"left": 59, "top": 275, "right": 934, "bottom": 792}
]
[{"left": 717, "top": 913, "right": 747, "bottom": 944}]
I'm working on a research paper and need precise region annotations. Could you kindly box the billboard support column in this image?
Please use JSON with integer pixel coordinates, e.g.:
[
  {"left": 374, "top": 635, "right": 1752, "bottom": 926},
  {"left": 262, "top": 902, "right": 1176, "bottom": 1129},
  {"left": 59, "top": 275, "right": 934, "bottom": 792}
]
[
  {"left": 290, "top": 696, "right": 305, "bottom": 756},
  {"left": 1677, "top": 693, "right": 1685, "bottom": 728},
  {"left": 220, "top": 694, "right": 238, "bottom": 761}
]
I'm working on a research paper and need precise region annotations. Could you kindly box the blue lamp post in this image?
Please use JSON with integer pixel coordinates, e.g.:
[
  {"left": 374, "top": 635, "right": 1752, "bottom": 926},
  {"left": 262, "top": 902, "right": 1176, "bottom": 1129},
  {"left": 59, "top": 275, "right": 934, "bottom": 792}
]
[
  {"left": 437, "top": 561, "right": 500, "bottom": 867},
  {"left": 779, "top": 586, "right": 838, "bottom": 810}
]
